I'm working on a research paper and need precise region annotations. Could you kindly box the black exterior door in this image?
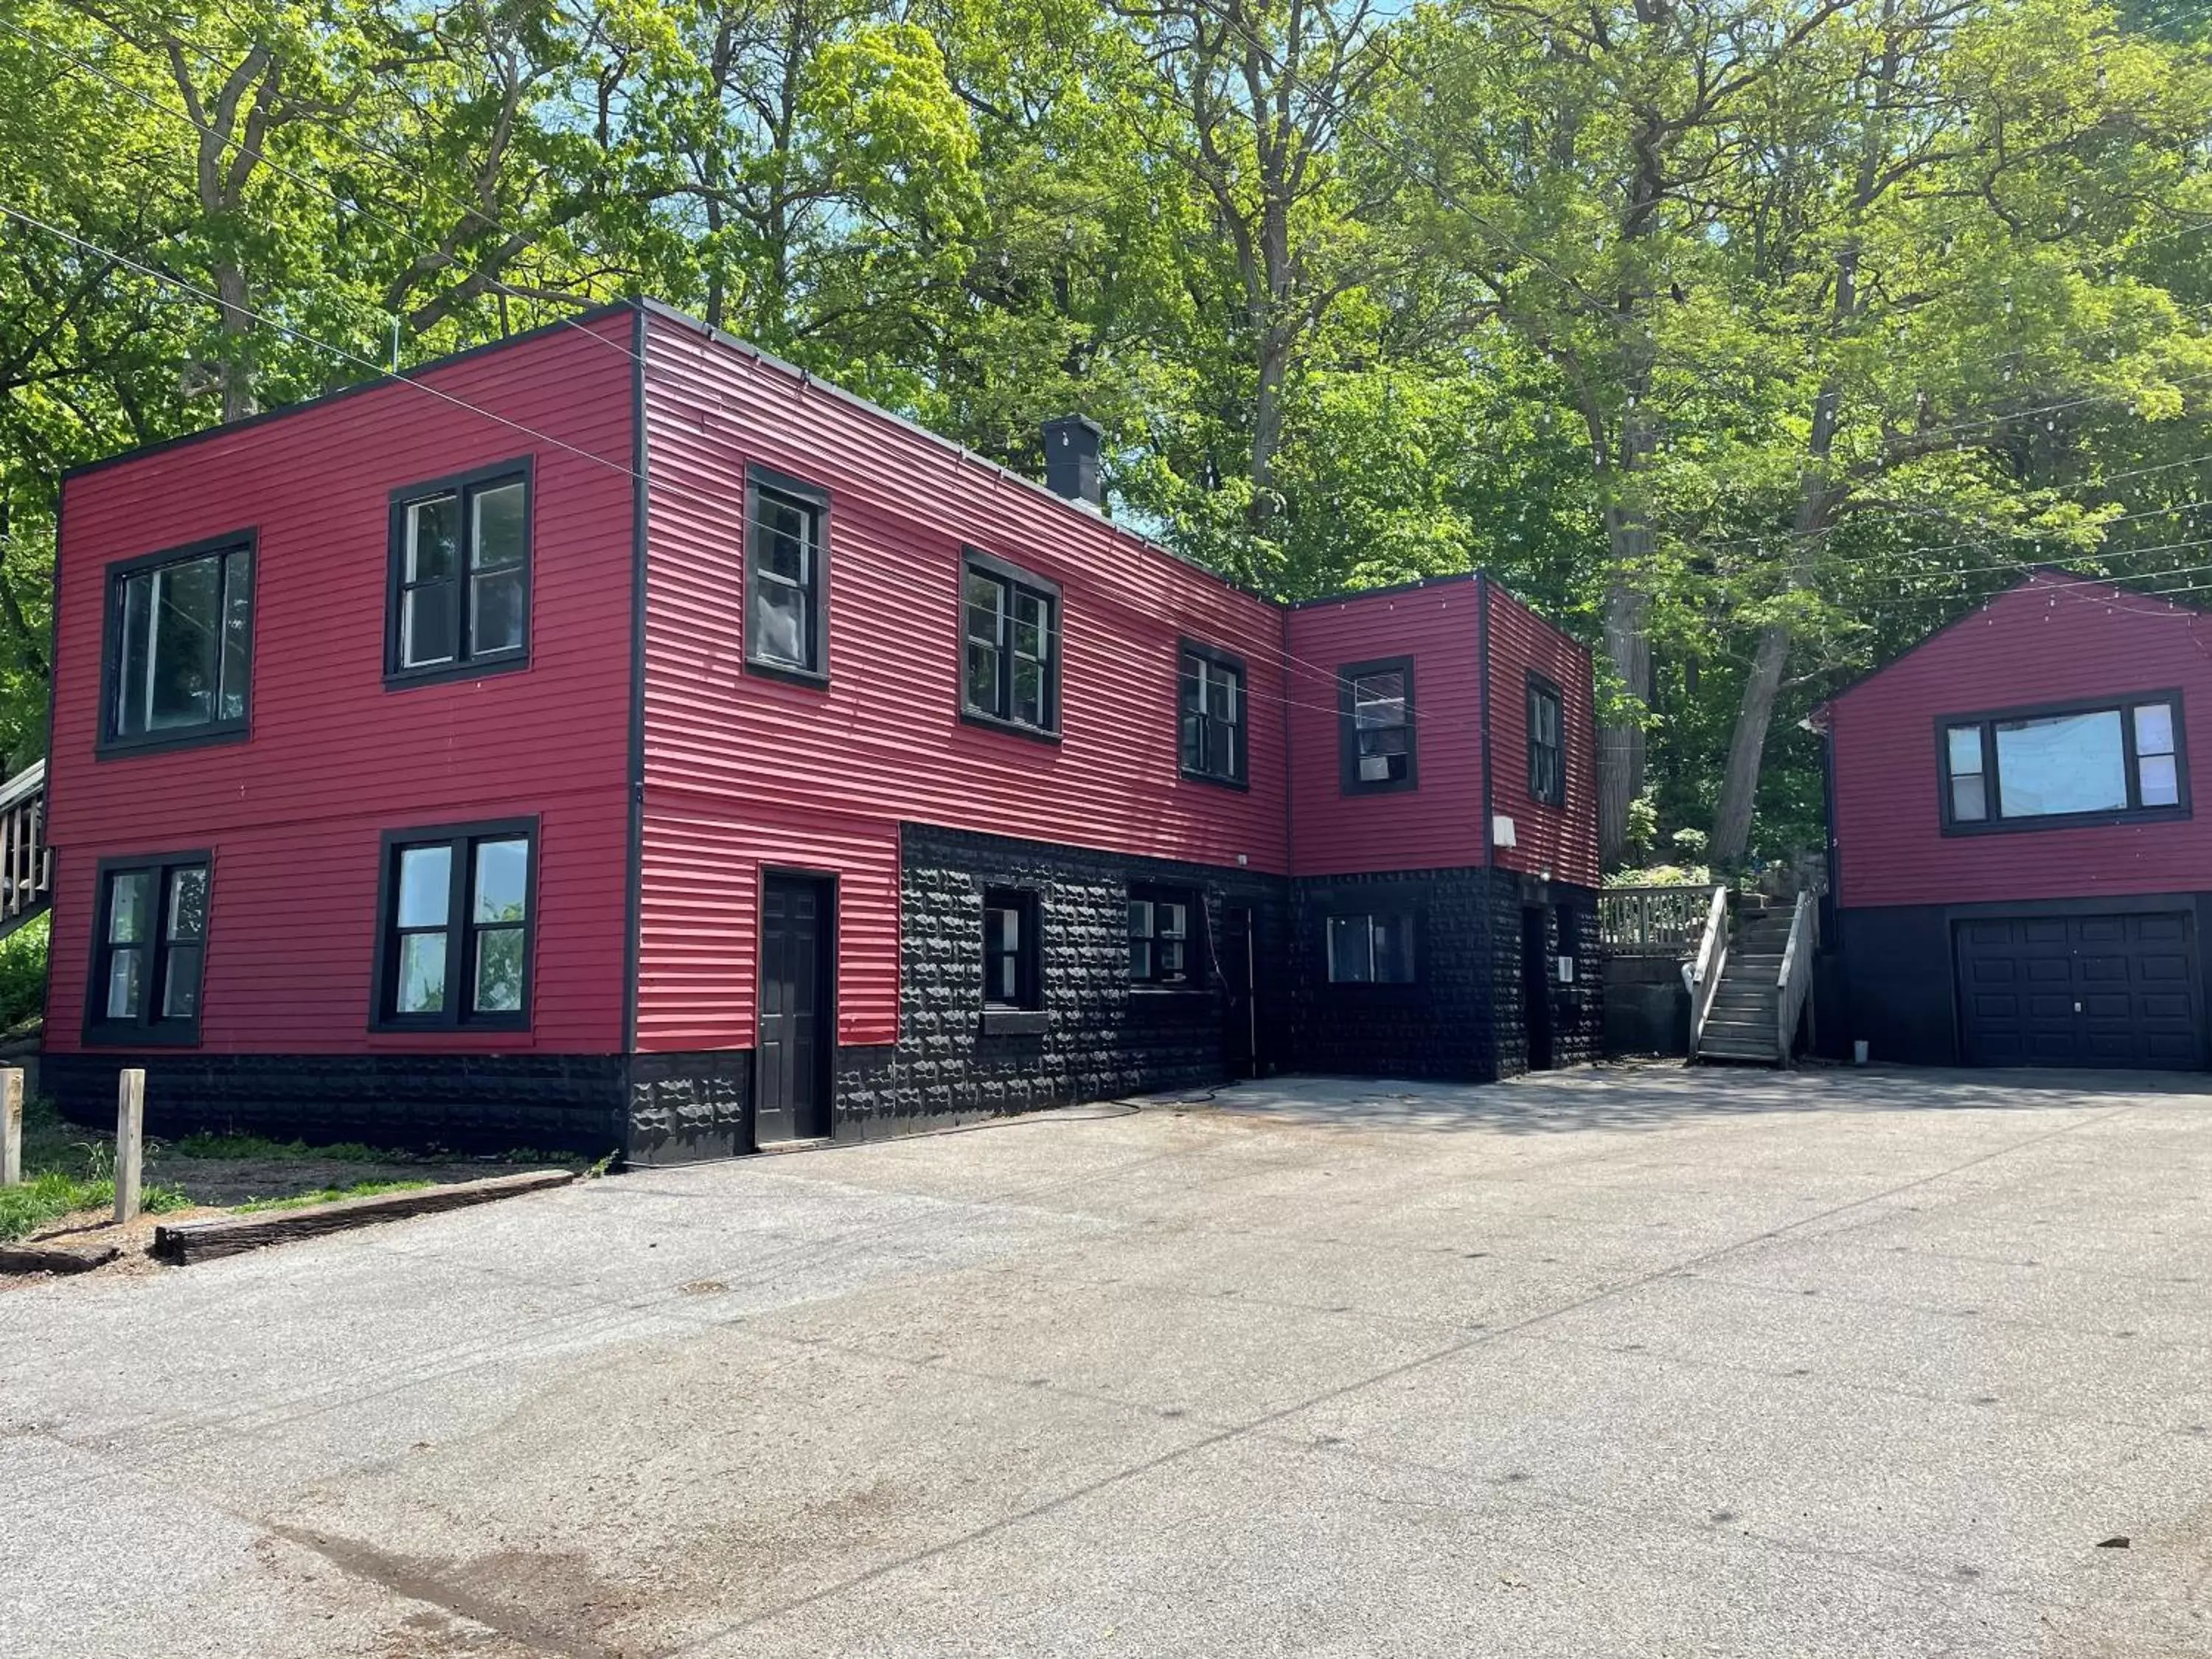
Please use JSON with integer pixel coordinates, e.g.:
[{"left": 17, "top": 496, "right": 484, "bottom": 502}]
[
  {"left": 1520, "top": 905, "right": 1554, "bottom": 1071},
  {"left": 1222, "top": 906, "right": 1257, "bottom": 1077},
  {"left": 757, "top": 874, "right": 832, "bottom": 1143},
  {"left": 1955, "top": 911, "right": 2201, "bottom": 1069}
]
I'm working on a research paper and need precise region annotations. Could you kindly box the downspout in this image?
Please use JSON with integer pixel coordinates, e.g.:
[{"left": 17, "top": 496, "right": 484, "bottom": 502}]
[
  {"left": 1475, "top": 571, "right": 1498, "bottom": 1080},
  {"left": 1476, "top": 571, "right": 1495, "bottom": 868},
  {"left": 622, "top": 305, "right": 650, "bottom": 1067}
]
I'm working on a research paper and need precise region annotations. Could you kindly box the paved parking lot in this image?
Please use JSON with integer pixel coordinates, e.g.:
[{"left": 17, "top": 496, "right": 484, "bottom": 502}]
[{"left": 6, "top": 1063, "right": 2211, "bottom": 1658}]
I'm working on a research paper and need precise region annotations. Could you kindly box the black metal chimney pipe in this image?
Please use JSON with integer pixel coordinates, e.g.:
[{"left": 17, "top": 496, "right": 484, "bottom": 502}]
[{"left": 1042, "top": 415, "right": 1103, "bottom": 508}]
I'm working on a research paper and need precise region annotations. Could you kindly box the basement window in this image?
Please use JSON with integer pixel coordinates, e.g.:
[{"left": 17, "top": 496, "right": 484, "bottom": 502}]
[
  {"left": 374, "top": 821, "right": 535, "bottom": 1029},
  {"left": 1129, "top": 888, "right": 1197, "bottom": 987},
  {"left": 101, "top": 537, "right": 254, "bottom": 754},
  {"left": 387, "top": 461, "right": 531, "bottom": 685},
  {"left": 1941, "top": 693, "right": 2187, "bottom": 831},
  {"left": 86, "top": 855, "right": 210, "bottom": 1045},
  {"left": 1326, "top": 913, "right": 1416, "bottom": 984},
  {"left": 1338, "top": 658, "right": 1416, "bottom": 793}
]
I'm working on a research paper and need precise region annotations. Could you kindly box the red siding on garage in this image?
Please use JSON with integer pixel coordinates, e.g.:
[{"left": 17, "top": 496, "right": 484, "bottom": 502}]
[
  {"left": 1825, "top": 570, "right": 2212, "bottom": 908},
  {"left": 46, "top": 314, "right": 638, "bottom": 1056},
  {"left": 1283, "top": 579, "right": 1488, "bottom": 877},
  {"left": 1485, "top": 581, "right": 1601, "bottom": 890},
  {"left": 634, "top": 307, "right": 1293, "bottom": 1052}
]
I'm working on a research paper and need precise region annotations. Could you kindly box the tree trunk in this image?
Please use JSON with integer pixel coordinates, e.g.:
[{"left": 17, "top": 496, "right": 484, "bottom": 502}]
[
  {"left": 1710, "top": 620, "right": 1787, "bottom": 864},
  {"left": 1598, "top": 564, "right": 1651, "bottom": 867},
  {"left": 215, "top": 261, "right": 256, "bottom": 422}
]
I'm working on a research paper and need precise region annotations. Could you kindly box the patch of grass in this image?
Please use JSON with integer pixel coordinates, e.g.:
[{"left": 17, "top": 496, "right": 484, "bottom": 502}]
[
  {"left": 233, "top": 1179, "right": 433, "bottom": 1214},
  {"left": 169, "top": 1131, "right": 394, "bottom": 1164},
  {"left": 0, "top": 1172, "right": 192, "bottom": 1242}
]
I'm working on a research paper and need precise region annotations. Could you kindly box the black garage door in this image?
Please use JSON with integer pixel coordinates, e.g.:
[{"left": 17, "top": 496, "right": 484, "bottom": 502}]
[{"left": 1955, "top": 912, "right": 2202, "bottom": 1068}]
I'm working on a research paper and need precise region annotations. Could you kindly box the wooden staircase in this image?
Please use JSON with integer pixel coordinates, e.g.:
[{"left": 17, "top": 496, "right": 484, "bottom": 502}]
[
  {"left": 0, "top": 759, "right": 50, "bottom": 938},
  {"left": 1687, "top": 888, "right": 1818, "bottom": 1067}
]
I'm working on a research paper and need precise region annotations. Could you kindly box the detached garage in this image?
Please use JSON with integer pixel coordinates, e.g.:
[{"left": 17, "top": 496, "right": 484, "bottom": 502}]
[{"left": 1813, "top": 570, "right": 2212, "bottom": 1073}]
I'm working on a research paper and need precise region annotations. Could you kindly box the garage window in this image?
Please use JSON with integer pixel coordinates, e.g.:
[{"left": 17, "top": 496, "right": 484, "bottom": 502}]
[{"left": 1941, "top": 694, "right": 2187, "bottom": 830}]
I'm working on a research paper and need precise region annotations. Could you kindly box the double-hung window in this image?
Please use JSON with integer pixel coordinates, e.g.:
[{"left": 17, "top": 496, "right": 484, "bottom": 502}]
[
  {"left": 1527, "top": 674, "right": 1565, "bottom": 806},
  {"left": 1326, "top": 913, "right": 1417, "bottom": 984},
  {"left": 963, "top": 553, "right": 1060, "bottom": 737},
  {"left": 1129, "top": 888, "right": 1197, "bottom": 987},
  {"left": 981, "top": 887, "right": 1041, "bottom": 1009},
  {"left": 388, "top": 462, "right": 530, "bottom": 684},
  {"left": 1339, "top": 658, "right": 1416, "bottom": 793},
  {"left": 1941, "top": 694, "right": 2187, "bottom": 830},
  {"left": 1180, "top": 644, "right": 1245, "bottom": 785},
  {"left": 101, "top": 536, "right": 254, "bottom": 753},
  {"left": 375, "top": 821, "right": 535, "bottom": 1028},
  {"left": 745, "top": 466, "right": 830, "bottom": 681},
  {"left": 86, "top": 855, "right": 209, "bottom": 1043}
]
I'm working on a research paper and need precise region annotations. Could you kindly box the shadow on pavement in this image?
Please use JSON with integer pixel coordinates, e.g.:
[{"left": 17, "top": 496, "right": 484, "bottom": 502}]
[{"left": 1152, "top": 1061, "right": 2212, "bottom": 1136}]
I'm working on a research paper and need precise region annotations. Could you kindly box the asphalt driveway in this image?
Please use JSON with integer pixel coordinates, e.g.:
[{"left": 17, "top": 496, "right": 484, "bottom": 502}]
[{"left": 5, "top": 1063, "right": 2211, "bottom": 1658}]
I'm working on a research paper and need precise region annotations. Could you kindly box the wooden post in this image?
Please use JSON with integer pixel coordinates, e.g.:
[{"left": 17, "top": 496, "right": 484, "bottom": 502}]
[
  {"left": 0, "top": 1068, "right": 19, "bottom": 1187},
  {"left": 114, "top": 1068, "right": 144, "bottom": 1225}
]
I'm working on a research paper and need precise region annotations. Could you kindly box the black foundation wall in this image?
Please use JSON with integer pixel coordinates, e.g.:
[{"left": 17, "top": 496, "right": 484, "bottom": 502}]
[
  {"left": 858, "top": 824, "right": 1293, "bottom": 1135},
  {"left": 1287, "top": 867, "right": 1601, "bottom": 1082},
  {"left": 41, "top": 1051, "right": 629, "bottom": 1157},
  {"left": 1836, "top": 903, "right": 1959, "bottom": 1067}
]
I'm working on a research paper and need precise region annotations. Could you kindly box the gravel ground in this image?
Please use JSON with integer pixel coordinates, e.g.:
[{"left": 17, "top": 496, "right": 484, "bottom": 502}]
[{"left": 3, "top": 1062, "right": 2208, "bottom": 1658}]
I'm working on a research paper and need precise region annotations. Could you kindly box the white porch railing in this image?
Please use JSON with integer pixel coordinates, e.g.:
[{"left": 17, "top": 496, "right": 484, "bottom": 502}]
[
  {"left": 1684, "top": 883, "right": 1730, "bottom": 1058},
  {"left": 0, "top": 759, "right": 49, "bottom": 936},
  {"left": 1775, "top": 888, "right": 1818, "bottom": 1066}
]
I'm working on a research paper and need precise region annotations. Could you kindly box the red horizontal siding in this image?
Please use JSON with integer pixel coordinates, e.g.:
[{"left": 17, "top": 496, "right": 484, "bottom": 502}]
[
  {"left": 1828, "top": 571, "right": 2212, "bottom": 908},
  {"left": 635, "top": 310, "right": 1293, "bottom": 1052},
  {"left": 1486, "top": 581, "right": 1601, "bottom": 889},
  {"left": 46, "top": 316, "right": 637, "bottom": 1055},
  {"left": 1284, "top": 582, "right": 1488, "bottom": 877},
  {"left": 638, "top": 799, "right": 900, "bottom": 1051}
]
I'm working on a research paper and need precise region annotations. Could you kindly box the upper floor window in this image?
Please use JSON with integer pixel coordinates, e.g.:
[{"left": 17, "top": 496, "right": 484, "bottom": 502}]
[
  {"left": 387, "top": 461, "right": 530, "bottom": 685},
  {"left": 374, "top": 820, "right": 534, "bottom": 1029},
  {"left": 1326, "top": 912, "right": 1416, "bottom": 984},
  {"left": 101, "top": 536, "right": 253, "bottom": 754},
  {"left": 86, "top": 854, "right": 209, "bottom": 1044},
  {"left": 745, "top": 466, "right": 830, "bottom": 683},
  {"left": 1339, "top": 657, "right": 1416, "bottom": 794},
  {"left": 1941, "top": 694, "right": 2186, "bottom": 832},
  {"left": 1527, "top": 674, "right": 1565, "bottom": 806},
  {"left": 963, "top": 552, "right": 1060, "bottom": 738},
  {"left": 1129, "top": 887, "right": 1197, "bottom": 986},
  {"left": 1180, "top": 644, "right": 1245, "bottom": 786}
]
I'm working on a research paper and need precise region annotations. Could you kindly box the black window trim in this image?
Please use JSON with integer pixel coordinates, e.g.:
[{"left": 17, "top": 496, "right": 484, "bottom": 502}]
[
  {"left": 83, "top": 849, "right": 213, "bottom": 1047},
  {"left": 742, "top": 462, "right": 833, "bottom": 689},
  {"left": 369, "top": 815, "right": 540, "bottom": 1032},
  {"left": 1178, "top": 637, "right": 1249, "bottom": 790},
  {"left": 383, "top": 456, "right": 535, "bottom": 690},
  {"left": 1338, "top": 655, "right": 1419, "bottom": 796},
  {"left": 960, "top": 548, "right": 1063, "bottom": 744},
  {"left": 1128, "top": 881, "right": 1206, "bottom": 991},
  {"left": 96, "top": 530, "right": 257, "bottom": 759},
  {"left": 1321, "top": 905, "right": 1422, "bottom": 988},
  {"left": 979, "top": 883, "right": 1047, "bottom": 1034},
  {"left": 1526, "top": 669, "right": 1566, "bottom": 807},
  {"left": 1935, "top": 689, "right": 2190, "bottom": 837}
]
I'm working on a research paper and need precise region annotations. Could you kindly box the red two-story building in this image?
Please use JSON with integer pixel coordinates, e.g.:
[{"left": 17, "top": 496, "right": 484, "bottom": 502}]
[
  {"left": 1818, "top": 567, "right": 2212, "bottom": 1070},
  {"left": 45, "top": 302, "right": 1599, "bottom": 1158}
]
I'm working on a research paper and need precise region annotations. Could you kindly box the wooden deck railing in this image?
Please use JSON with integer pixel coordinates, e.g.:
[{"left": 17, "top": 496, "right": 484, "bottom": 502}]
[
  {"left": 1775, "top": 889, "right": 1818, "bottom": 1067},
  {"left": 0, "top": 759, "right": 49, "bottom": 936},
  {"left": 1598, "top": 883, "right": 1712, "bottom": 956}
]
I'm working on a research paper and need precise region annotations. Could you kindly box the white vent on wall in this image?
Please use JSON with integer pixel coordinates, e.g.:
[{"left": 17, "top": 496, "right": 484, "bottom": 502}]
[{"left": 1492, "top": 815, "right": 1518, "bottom": 848}]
